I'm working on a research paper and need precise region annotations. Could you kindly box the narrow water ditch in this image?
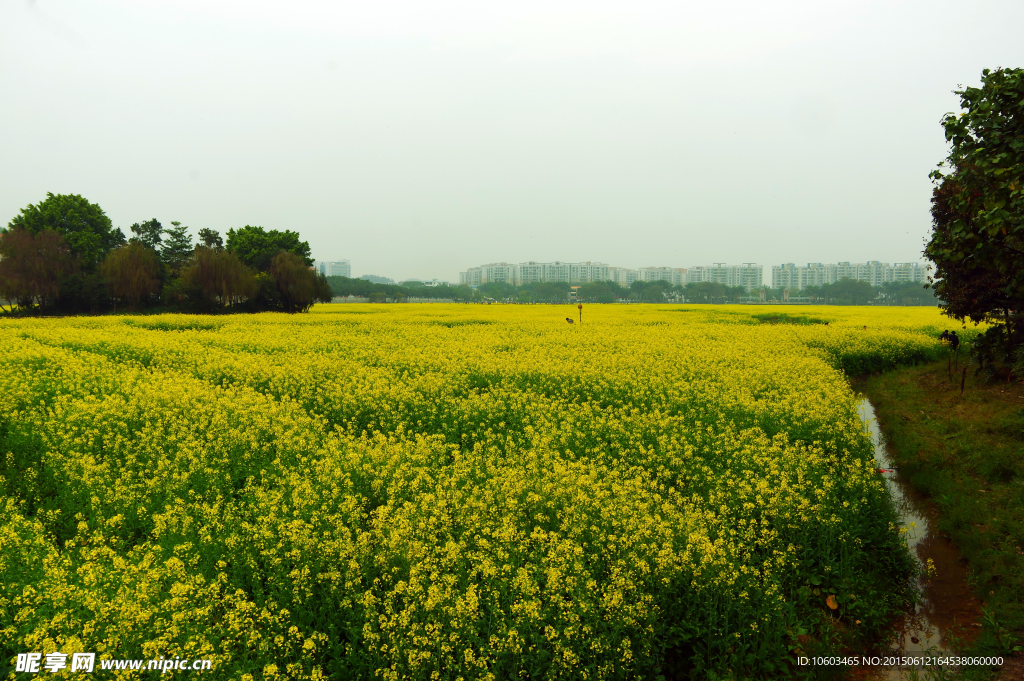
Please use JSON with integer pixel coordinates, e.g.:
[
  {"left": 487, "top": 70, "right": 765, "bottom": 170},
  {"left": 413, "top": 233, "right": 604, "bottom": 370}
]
[{"left": 856, "top": 400, "right": 983, "bottom": 680}]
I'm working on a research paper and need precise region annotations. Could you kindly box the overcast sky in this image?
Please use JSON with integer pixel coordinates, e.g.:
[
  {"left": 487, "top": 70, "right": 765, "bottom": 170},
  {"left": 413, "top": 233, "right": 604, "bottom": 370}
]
[{"left": 1, "top": 0, "right": 1022, "bottom": 281}]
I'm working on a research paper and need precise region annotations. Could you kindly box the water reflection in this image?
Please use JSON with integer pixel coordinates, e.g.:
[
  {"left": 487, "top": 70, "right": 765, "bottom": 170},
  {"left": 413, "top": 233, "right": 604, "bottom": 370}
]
[{"left": 856, "top": 400, "right": 981, "bottom": 679}]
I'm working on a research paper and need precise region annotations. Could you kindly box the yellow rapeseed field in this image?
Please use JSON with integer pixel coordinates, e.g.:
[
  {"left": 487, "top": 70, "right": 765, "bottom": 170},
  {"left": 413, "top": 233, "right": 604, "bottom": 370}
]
[{"left": 0, "top": 305, "right": 958, "bottom": 679}]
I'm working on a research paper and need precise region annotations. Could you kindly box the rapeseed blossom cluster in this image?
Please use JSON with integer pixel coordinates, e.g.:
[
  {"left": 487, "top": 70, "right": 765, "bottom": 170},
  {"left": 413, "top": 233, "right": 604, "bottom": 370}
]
[{"left": 0, "top": 305, "right": 950, "bottom": 678}]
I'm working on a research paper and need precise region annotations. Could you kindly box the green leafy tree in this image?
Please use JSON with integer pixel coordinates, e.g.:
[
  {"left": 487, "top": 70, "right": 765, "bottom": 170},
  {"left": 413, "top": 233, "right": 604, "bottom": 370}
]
[
  {"left": 828, "top": 278, "right": 877, "bottom": 305},
  {"left": 727, "top": 285, "right": 749, "bottom": 303},
  {"left": 578, "top": 281, "right": 620, "bottom": 303},
  {"left": 8, "top": 193, "right": 123, "bottom": 270},
  {"left": 526, "top": 282, "right": 570, "bottom": 303},
  {"left": 878, "top": 281, "right": 937, "bottom": 306},
  {"left": 324, "top": 276, "right": 405, "bottom": 299},
  {"left": 451, "top": 284, "right": 480, "bottom": 302},
  {"left": 226, "top": 225, "right": 313, "bottom": 272},
  {"left": 926, "top": 68, "right": 1024, "bottom": 365},
  {"left": 197, "top": 228, "right": 223, "bottom": 250},
  {"left": 479, "top": 282, "right": 516, "bottom": 300},
  {"left": 629, "top": 280, "right": 671, "bottom": 303},
  {"left": 161, "top": 221, "right": 194, "bottom": 277},
  {"left": 685, "top": 282, "right": 729, "bottom": 303},
  {"left": 129, "top": 219, "right": 164, "bottom": 250},
  {"left": 880, "top": 281, "right": 902, "bottom": 306}
]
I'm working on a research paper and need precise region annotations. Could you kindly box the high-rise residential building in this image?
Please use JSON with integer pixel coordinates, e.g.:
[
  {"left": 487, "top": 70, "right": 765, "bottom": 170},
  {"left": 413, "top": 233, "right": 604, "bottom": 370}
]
[
  {"left": 460, "top": 262, "right": 518, "bottom": 286},
  {"left": 637, "top": 267, "right": 687, "bottom": 285},
  {"left": 458, "top": 261, "right": 762, "bottom": 291},
  {"left": 518, "top": 262, "right": 545, "bottom": 285},
  {"left": 318, "top": 260, "right": 352, "bottom": 278},
  {"left": 569, "top": 262, "right": 611, "bottom": 283},
  {"left": 682, "top": 264, "right": 762, "bottom": 290},
  {"left": 684, "top": 266, "right": 711, "bottom": 283},
  {"left": 542, "top": 262, "right": 572, "bottom": 283},
  {"left": 771, "top": 262, "right": 931, "bottom": 290},
  {"left": 460, "top": 261, "right": 612, "bottom": 286},
  {"left": 608, "top": 267, "right": 639, "bottom": 287},
  {"left": 889, "top": 262, "right": 931, "bottom": 283},
  {"left": 713, "top": 264, "right": 762, "bottom": 290}
]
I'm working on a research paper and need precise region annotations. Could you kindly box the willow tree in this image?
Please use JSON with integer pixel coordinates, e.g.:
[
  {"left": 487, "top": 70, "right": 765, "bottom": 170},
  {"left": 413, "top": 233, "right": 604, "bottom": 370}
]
[
  {"left": 0, "top": 228, "right": 76, "bottom": 312},
  {"left": 101, "top": 242, "right": 162, "bottom": 310},
  {"left": 179, "top": 247, "right": 257, "bottom": 309},
  {"left": 270, "top": 251, "right": 332, "bottom": 313}
]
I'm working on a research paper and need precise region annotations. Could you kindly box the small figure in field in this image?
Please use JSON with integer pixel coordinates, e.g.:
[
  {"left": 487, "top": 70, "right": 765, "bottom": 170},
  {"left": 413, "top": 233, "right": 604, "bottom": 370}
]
[
  {"left": 565, "top": 317, "right": 574, "bottom": 325},
  {"left": 940, "top": 329, "right": 950, "bottom": 342},
  {"left": 950, "top": 331, "right": 960, "bottom": 350}
]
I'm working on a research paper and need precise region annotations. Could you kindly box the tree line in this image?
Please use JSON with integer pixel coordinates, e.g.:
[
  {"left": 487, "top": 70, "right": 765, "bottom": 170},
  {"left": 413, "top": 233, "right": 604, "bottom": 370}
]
[
  {"left": 359, "top": 277, "right": 935, "bottom": 305},
  {"left": 802, "top": 279, "right": 937, "bottom": 306},
  {"left": 326, "top": 276, "right": 470, "bottom": 302},
  {"left": 0, "top": 193, "right": 332, "bottom": 314}
]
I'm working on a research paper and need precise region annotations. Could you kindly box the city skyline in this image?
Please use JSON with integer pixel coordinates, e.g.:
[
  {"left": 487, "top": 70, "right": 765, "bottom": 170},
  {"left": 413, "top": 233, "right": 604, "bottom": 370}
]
[
  {"left": 458, "top": 260, "right": 930, "bottom": 291},
  {"left": 314, "top": 258, "right": 930, "bottom": 291}
]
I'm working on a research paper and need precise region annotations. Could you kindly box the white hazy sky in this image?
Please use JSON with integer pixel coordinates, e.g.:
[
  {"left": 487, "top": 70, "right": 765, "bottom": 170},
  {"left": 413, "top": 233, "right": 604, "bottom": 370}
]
[{"left": 1, "top": 0, "right": 1022, "bottom": 282}]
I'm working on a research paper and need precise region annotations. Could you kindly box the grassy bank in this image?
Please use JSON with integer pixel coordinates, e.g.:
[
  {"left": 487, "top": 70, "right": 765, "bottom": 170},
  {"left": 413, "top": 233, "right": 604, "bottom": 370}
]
[{"left": 858, "top": 359, "right": 1024, "bottom": 676}]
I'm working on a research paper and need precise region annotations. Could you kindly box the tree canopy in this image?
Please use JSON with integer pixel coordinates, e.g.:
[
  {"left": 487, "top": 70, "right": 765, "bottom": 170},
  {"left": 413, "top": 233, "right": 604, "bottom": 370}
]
[
  {"left": 926, "top": 68, "right": 1024, "bottom": 368},
  {"left": 8, "top": 192, "right": 124, "bottom": 270},
  {"left": 226, "top": 225, "right": 313, "bottom": 272},
  {"left": 129, "top": 219, "right": 164, "bottom": 250},
  {"left": 160, "top": 221, "right": 194, "bottom": 277},
  {"left": 197, "top": 227, "right": 223, "bottom": 249},
  {"left": 804, "top": 278, "right": 877, "bottom": 305},
  {"left": 0, "top": 193, "right": 327, "bottom": 315}
]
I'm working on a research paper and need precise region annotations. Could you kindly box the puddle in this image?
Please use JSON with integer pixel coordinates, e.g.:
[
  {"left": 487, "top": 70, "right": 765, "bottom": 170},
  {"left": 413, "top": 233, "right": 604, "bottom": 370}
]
[{"left": 857, "top": 400, "right": 983, "bottom": 679}]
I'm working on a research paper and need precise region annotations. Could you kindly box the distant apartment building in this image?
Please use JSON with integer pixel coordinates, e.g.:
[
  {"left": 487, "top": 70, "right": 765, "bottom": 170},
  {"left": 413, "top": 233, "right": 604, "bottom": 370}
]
[
  {"left": 459, "top": 262, "right": 518, "bottom": 286},
  {"left": 771, "top": 261, "right": 931, "bottom": 290},
  {"left": 538, "top": 262, "right": 571, "bottom": 283},
  {"left": 608, "top": 267, "right": 639, "bottom": 287},
  {"left": 714, "top": 264, "right": 762, "bottom": 290},
  {"left": 637, "top": 267, "right": 686, "bottom": 285},
  {"left": 678, "top": 264, "right": 762, "bottom": 291},
  {"left": 318, "top": 260, "right": 352, "bottom": 278},
  {"left": 683, "top": 266, "right": 710, "bottom": 283},
  {"left": 889, "top": 262, "right": 932, "bottom": 284},
  {"left": 461, "top": 261, "right": 611, "bottom": 286},
  {"left": 459, "top": 261, "right": 762, "bottom": 291},
  {"left": 570, "top": 262, "right": 611, "bottom": 283}
]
